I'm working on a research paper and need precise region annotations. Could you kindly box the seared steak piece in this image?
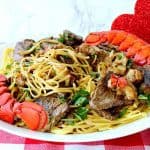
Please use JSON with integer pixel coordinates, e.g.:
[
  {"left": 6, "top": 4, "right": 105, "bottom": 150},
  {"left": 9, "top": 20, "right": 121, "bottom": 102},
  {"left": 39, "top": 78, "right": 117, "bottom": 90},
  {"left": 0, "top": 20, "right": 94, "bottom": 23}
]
[
  {"left": 90, "top": 74, "right": 124, "bottom": 111},
  {"left": 14, "top": 39, "right": 35, "bottom": 61},
  {"left": 60, "top": 30, "right": 83, "bottom": 47},
  {"left": 90, "top": 73, "right": 133, "bottom": 120},
  {"left": 97, "top": 106, "right": 123, "bottom": 120},
  {"left": 36, "top": 94, "right": 69, "bottom": 130}
]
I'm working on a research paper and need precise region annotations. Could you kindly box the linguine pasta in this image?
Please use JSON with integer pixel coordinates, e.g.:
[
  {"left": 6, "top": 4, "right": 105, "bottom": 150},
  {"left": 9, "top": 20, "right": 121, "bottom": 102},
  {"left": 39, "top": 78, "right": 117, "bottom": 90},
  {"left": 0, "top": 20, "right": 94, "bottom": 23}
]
[{"left": 0, "top": 38, "right": 149, "bottom": 134}]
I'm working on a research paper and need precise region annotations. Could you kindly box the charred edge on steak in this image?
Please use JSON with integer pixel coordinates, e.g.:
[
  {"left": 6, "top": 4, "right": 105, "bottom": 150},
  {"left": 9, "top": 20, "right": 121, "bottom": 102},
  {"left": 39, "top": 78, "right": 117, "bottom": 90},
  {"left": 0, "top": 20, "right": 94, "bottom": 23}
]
[
  {"left": 36, "top": 94, "right": 69, "bottom": 130},
  {"left": 90, "top": 73, "right": 132, "bottom": 120}
]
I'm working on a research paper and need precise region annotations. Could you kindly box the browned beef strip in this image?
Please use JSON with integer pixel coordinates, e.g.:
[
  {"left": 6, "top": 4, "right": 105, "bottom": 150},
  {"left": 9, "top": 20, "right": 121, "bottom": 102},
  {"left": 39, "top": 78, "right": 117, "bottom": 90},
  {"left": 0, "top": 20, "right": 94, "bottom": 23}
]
[
  {"left": 90, "top": 73, "right": 129, "bottom": 120},
  {"left": 14, "top": 39, "right": 35, "bottom": 61},
  {"left": 97, "top": 106, "right": 122, "bottom": 120},
  {"left": 36, "top": 94, "right": 69, "bottom": 130},
  {"left": 61, "top": 30, "right": 83, "bottom": 47},
  {"left": 90, "top": 74, "right": 124, "bottom": 111}
]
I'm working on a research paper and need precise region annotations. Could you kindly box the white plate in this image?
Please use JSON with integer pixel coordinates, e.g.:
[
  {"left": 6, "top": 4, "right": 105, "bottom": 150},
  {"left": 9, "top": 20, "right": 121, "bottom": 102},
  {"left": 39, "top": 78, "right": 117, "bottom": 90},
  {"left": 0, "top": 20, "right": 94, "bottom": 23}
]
[
  {"left": 0, "top": 117, "right": 149, "bottom": 142},
  {"left": 0, "top": 43, "right": 150, "bottom": 142}
]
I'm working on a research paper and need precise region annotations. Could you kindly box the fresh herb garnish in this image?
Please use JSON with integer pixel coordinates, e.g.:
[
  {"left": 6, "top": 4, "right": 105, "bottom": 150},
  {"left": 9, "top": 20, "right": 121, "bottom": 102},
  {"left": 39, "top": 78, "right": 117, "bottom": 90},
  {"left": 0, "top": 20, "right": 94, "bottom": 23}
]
[
  {"left": 90, "top": 72, "right": 100, "bottom": 79},
  {"left": 6, "top": 64, "right": 12, "bottom": 69},
  {"left": 24, "top": 61, "right": 33, "bottom": 67},
  {"left": 126, "top": 59, "right": 133, "bottom": 69},
  {"left": 59, "top": 95, "right": 66, "bottom": 103},
  {"left": 74, "top": 96, "right": 89, "bottom": 107},
  {"left": 58, "top": 35, "right": 65, "bottom": 43},
  {"left": 91, "top": 54, "right": 97, "bottom": 59},
  {"left": 118, "top": 108, "right": 127, "bottom": 118},
  {"left": 117, "top": 53, "right": 124, "bottom": 60},
  {"left": 23, "top": 89, "right": 30, "bottom": 97},
  {"left": 62, "top": 55, "right": 70, "bottom": 59},
  {"left": 62, "top": 118, "right": 76, "bottom": 125},
  {"left": 72, "top": 89, "right": 89, "bottom": 102},
  {"left": 74, "top": 107, "right": 89, "bottom": 120},
  {"left": 138, "top": 94, "right": 150, "bottom": 105}
]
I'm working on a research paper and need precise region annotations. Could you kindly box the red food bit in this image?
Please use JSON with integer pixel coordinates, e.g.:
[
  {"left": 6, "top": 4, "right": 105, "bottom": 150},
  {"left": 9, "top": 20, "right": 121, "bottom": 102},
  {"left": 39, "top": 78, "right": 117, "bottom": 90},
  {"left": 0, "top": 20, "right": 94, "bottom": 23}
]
[
  {"left": 110, "top": 74, "right": 118, "bottom": 87},
  {"left": 125, "top": 40, "right": 145, "bottom": 58},
  {"left": 17, "top": 107, "right": 40, "bottom": 130},
  {"left": 119, "top": 34, "right": 137, "bottom": 51},
  {"left": 0, "top": 99, "right": 15, "bottom": 124},
  {"left": 110, "top": 74, "right": 127, "bottom": 88},
  {"left": 0, "top": 75, "right": 7, "bottom": 82},
  {"left": 133, "top": 45, "right": 150, "bottom": 64},
  {"left": 13, "top": 102, "right": 48, "bottom": 130},
  {"left": 147, "top": 56, "right": 150, "bottom": 65},
  {"left": 107, "top": 30, "right": 117, "bottom": 43},
  {"left": 117, "top": 77, "right": 127, "bottom": 88},
  {"left": 85, "top": 32, "right": 107, "bottom": 46},
  {"left": 111, "top": 31, "right": 127, "bottom": 45},
  {"left": 0, "top": 86, "right": 8, "bottom": 95},
  {"left": 85, "top": 33, "right": 100, "bottom": 43},
  {"left": 0, "top": 93, "right": 11, "bottom": 106}
]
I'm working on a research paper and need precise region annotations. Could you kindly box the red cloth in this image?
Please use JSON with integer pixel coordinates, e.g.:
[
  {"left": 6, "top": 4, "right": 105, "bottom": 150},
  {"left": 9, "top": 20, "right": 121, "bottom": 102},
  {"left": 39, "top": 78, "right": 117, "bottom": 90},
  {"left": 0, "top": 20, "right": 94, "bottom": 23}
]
[
  {"left": 111, "top": 0, "right": 150, "bottom": 43},
  {"left": 0, "top": 129, "right": 149, "bottom": 150}
]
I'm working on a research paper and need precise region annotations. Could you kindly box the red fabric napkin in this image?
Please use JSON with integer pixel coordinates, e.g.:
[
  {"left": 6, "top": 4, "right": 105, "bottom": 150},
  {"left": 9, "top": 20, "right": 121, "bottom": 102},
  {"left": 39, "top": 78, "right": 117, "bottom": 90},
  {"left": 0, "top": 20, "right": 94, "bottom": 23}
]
[{"left": 0, "top": 129, "right": 150, "bottom": 150}]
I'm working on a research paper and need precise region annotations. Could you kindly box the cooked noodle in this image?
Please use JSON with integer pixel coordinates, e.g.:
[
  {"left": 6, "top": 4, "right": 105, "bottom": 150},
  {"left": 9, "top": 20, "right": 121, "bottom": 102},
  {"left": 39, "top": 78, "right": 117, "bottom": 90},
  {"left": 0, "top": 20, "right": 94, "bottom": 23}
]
[{"left": 0, "top": 39, "right": 149, "bottom": 134}]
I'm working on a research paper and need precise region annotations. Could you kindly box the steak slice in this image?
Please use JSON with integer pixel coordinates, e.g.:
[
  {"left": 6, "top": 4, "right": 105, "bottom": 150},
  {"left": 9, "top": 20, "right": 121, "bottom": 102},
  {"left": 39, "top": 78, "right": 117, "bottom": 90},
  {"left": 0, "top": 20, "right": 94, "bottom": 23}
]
[
  {"left": 14, "top": 39, "right": 35, "bottom": 61},
  {"left": 36, "top": 94, "right": 69, "bottom": 130},
  {"left": 90, "top": 73, "right": 126, "bottom": 120},
  {"left": 90, "top": 73, "right": 124, "bottom": 111}
]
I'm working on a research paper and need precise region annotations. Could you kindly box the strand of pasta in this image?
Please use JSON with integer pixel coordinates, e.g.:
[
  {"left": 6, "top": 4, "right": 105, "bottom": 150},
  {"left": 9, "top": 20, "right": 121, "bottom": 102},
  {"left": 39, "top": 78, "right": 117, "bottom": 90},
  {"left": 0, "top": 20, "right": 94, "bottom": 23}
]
[
  {"left": 1, "top": 46, "right": 150, "bottom": 135},
  {"left": 10, "top": 48, "right": 93, "bottom": 98}
]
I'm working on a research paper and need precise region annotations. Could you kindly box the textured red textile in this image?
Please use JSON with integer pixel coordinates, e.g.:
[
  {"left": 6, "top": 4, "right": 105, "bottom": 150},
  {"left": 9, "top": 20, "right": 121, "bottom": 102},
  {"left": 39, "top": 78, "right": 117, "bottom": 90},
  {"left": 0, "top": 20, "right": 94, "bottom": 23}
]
[
  {"left": 129, "top": 15, "right": 150, "bottom": 43},
  {"left": 0, "top": 129, "right": 150, "bottom": 150},
  {"left": 111, "top": 14, "right": 133, "bottom": 32},
  {"left": 111, "top": 0, "right": 150, "bottom": 43},
  {"left": 135, "top": 0, "right": 150, "bottom": 15}
]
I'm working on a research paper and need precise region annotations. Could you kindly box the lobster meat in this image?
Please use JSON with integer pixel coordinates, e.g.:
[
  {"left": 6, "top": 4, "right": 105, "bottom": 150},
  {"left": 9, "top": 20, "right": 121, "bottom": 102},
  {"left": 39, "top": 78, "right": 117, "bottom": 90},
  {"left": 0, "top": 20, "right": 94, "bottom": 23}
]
[
  {"left": 0, "top": 75, "right": 48, "bottom": 130},
  {"left": 85, "top": 30, "right": 150, "bottom": 66}
]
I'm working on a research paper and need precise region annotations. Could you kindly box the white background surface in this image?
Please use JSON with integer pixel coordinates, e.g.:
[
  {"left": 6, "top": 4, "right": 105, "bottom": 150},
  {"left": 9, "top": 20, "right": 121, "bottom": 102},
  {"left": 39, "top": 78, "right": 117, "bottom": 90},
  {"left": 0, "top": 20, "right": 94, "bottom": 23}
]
[{"left": 0, "top": 0, "right": 136, "bottom": 43}]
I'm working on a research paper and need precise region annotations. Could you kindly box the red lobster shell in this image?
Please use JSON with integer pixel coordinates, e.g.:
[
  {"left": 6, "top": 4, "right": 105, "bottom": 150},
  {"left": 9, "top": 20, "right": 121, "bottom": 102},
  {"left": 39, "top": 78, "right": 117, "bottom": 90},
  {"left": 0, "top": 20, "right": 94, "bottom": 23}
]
[{"left": 85, "top": 30, "right": 150, "bottom": 66}]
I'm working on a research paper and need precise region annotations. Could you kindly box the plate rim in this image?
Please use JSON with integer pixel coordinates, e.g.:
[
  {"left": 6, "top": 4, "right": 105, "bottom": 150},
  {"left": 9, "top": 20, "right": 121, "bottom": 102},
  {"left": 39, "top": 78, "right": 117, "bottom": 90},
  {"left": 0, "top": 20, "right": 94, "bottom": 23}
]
[{"left": 0, "top": 116, "right": 149, "bottom": 142}]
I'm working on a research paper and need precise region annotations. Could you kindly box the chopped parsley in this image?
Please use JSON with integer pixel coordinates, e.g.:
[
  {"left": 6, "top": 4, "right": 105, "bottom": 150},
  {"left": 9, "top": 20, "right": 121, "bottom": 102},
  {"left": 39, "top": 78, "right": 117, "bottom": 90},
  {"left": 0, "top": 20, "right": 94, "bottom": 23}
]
[
  {"left": 138, "top": 94, "right": 150, "bottom": 105},
  {"left": 74, "top": 96, "right": 89, "bottom": 107},
  {"left": 74, "top": 107, "right": 89, "bottom": 120},
  {"left": 117, "top": 53, "right": 124, "bottom": 60},
  {"left": 59, "top": 95, "right": 66, "bottom": 103},
  {"left": 69, "top": 89, "right": 90, "bottom": 121},
  {"left": 126, "top": 59, "right": 133, "bottom": 69},
  {"left": 6, "top": 64, "right": 12, "bottom": 69},
  {"left": 72, "top": 89, "right": 89, "bottom": 102},
  {"left": 90, "top": 72, "right": 100, "bottom": 79},
  {"left": 62, "top": 118, "right": 76, "bottom": 125},
  {"left": 118, "top": 108, "right": 127, "bottom": 118},
  {"left": 58, "top": 35, "right": 65, "bottom": 43}
]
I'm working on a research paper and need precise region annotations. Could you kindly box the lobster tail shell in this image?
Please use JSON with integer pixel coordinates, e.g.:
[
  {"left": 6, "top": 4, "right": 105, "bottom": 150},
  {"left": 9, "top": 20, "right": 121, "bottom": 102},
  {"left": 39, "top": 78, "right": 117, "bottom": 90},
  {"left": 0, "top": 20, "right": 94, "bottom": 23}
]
[{"left": 85, "top": 30, "right": 150, "bottom": 66}]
